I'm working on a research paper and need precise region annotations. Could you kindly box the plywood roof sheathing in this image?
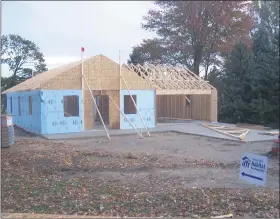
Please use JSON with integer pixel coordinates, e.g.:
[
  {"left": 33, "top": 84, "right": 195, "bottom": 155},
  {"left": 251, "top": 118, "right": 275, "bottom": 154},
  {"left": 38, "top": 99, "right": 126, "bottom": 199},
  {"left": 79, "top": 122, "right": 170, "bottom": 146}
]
[{"left": 3, "top": 57, "right": 94, "bottom": 93}]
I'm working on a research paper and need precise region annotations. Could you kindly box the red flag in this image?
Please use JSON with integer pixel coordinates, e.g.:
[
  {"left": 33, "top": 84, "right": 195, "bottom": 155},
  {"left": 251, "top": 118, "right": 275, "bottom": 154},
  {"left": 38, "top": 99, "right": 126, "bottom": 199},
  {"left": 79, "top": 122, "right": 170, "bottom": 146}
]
[{"left": 81, "top": 47, "right": 85, "bottom": 52}]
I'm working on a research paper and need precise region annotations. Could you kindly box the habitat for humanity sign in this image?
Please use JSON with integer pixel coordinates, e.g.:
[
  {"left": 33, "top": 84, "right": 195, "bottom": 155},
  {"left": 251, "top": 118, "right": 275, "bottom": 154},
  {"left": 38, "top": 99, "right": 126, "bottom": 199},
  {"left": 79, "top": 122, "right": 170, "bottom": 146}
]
[{"left": 239, "top": 152, "right": 268, "bottom": 186}]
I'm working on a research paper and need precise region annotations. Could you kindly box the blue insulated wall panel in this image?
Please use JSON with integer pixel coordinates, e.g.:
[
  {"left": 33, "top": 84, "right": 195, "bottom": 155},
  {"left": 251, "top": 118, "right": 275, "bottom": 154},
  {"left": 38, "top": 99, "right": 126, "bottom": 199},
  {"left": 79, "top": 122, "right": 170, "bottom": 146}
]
[
  {"left": 6, "top": 90, "right": 41, "bottom": 134},
  {"left": 40, "top": 90, "right": 83, "bottom": 134},
  {"left": 120, "top": 90, "right": 155, "bottom": 130}
]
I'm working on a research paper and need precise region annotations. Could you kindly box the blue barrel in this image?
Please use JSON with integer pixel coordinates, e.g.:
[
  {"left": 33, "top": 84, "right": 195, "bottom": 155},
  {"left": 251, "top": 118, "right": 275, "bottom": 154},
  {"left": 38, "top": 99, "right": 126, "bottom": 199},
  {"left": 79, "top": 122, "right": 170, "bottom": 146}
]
[{"left": 1, "top": 115, "right": 15, "bottom": 148}]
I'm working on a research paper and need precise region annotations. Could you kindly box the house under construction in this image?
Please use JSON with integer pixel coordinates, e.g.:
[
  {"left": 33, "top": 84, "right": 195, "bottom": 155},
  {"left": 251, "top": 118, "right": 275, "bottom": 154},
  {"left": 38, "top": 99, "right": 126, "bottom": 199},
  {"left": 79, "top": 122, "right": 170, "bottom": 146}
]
[{"left": 3, "top": 54, "right": 217, "bottom": 136}]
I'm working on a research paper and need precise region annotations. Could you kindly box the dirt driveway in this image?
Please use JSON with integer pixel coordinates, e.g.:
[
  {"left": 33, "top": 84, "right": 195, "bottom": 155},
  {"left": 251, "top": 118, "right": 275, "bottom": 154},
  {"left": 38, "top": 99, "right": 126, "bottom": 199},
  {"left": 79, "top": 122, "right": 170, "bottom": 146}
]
[
  {"left": 1, "top": 131, "right": 279, "bottom": 217},
  {"left": 58, "top": 132, "right": 279, "bottom": 189}
]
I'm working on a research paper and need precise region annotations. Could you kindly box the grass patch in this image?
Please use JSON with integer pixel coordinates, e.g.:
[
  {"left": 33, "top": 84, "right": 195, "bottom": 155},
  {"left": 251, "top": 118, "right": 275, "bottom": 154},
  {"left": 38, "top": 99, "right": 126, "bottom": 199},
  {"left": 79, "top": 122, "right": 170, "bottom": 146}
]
[
  {"left": 30, "top": 189, "right": 41, "bottom": 197},
  {"left": 53, "top": 182, "right": 67, "bottom": 193},
  {"left": 70, "top": 180, "right": 82, "bottom": 188},
  {"left": 31, "top": 204, "right": 49, "bottom": 213},
  {"left": 12, "top": 185, "right": 20, "bottom": 191}
]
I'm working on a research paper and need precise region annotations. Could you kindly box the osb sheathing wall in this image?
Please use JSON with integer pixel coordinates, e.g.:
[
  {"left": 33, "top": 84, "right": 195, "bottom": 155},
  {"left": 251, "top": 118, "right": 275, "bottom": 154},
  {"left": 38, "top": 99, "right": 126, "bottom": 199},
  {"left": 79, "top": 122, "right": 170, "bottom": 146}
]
[
  {"left": 82, "top": 56, "right": 121, "bottom": 129},
  {"left": 83, "top": 56, "right": 121, "bottom": 90},
  {"left": 157, "top": 94, "right": 215, "bottom": 121},
  {"left": 210, "top": 89, "right": 218, "bottom": 122}
]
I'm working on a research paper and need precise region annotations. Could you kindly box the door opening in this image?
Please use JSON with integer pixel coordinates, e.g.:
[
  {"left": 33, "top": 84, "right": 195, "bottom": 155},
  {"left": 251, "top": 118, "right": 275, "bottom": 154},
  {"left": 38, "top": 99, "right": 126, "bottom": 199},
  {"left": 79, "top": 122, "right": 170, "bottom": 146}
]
[{"left": 94, "top": 95, "right": 109, "bottom": 126}]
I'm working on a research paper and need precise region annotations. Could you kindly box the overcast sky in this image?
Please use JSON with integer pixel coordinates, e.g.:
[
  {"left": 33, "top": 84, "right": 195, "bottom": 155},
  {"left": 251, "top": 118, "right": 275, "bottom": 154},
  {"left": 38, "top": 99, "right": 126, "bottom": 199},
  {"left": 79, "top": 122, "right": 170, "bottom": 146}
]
[{"left": 1, "top": 1, "right": 157, "bottom": 77}]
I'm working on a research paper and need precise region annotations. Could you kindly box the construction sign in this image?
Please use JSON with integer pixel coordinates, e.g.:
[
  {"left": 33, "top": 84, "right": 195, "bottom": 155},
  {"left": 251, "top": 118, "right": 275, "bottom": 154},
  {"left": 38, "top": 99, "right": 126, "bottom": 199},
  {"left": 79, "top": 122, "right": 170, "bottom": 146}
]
[{"left": 239, "top": 152, "right": 267, "bottom": 186}]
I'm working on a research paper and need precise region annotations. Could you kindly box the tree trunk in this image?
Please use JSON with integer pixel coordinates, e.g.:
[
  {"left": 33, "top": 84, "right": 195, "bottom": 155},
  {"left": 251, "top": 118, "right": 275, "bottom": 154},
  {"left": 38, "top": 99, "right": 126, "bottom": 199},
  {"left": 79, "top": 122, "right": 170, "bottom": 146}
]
[
  {"left": 204, "top": 52, "right": 211, "bottom": 80},
  {"left": 10, "top": 70, "right": 18, "bottom": 87},
  {"left": 193, "top": 46, "right": 203, "bottom": 75},
  {"left": 204, "top": 63, "right": 209, "bottom": 80}
]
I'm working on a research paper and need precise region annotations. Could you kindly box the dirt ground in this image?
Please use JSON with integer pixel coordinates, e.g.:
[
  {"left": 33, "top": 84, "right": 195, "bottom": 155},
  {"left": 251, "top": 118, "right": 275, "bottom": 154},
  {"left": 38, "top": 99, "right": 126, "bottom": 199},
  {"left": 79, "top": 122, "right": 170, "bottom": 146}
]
[{"left": 1, "top": 130, "right": 279, "bottom": 218}]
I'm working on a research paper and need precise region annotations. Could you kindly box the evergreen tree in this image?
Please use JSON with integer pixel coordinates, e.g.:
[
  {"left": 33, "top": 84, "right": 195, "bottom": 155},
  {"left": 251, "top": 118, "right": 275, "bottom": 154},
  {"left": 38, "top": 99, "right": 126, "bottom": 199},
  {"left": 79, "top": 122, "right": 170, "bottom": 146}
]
[
  {"left": 218, "top": 43, "right": 254, "bottom": 124},
  {"left": 250, "top": 26, "right": 279, "bottom": 128},
  {"left": 216, "top": 1, "right": 279, "bottom": 128}
]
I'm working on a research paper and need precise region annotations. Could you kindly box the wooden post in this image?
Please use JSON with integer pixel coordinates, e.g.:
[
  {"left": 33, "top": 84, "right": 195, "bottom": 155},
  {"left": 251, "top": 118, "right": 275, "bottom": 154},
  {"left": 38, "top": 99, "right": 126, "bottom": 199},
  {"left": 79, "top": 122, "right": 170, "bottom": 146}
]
[
  {"left": 119, "top": 50, "right": 121, "bottom": 89},
  {"left": 154, "top": 90, "right": 157, "bottom": 127},
  {"left": 81, "top": 47, "right": 85, "bottom": 131}
]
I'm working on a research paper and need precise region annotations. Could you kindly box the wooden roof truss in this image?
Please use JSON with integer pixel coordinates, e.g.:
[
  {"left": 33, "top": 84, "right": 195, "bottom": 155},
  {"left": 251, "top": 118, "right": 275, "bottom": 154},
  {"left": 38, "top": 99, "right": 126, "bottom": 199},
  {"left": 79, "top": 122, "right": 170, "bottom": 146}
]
[{"left": 123, "top": 64, "right": 215, "bottom": 94}]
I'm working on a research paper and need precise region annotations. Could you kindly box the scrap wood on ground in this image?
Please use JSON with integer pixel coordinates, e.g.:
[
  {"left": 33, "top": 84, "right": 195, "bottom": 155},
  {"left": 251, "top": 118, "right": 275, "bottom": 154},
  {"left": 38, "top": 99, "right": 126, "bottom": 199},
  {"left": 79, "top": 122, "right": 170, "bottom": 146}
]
[{"left": 202, "top": 123, "right": 250, "bottom": 140}]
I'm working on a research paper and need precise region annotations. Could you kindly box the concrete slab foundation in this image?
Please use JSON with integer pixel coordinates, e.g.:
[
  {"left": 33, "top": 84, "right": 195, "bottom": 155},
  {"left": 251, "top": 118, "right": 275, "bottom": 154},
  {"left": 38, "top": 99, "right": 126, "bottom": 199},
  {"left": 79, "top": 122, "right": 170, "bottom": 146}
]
[{"left": 40, "top": 120, "right": 278, "bottom": 142}]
